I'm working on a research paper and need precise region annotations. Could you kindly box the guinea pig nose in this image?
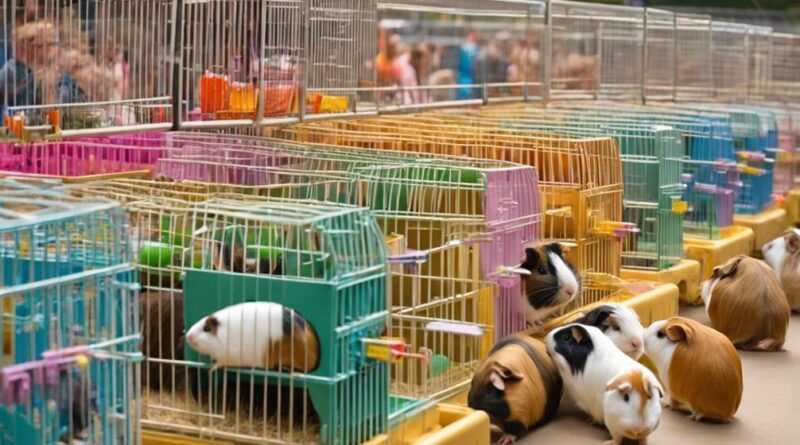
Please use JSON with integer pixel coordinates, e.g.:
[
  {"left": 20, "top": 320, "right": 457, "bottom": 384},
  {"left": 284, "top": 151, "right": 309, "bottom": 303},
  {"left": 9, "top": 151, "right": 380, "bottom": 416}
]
[{"left": 632, "top": 340, "right": 642, "bottom": 349}]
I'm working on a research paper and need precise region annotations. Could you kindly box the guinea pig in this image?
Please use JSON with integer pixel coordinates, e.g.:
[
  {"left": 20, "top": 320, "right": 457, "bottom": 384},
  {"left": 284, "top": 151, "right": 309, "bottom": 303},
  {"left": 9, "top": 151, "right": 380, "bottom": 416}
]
[
  {"left": 762, "top": 229, "right": 800, "bottom": 311},
  {"left": 573, "top": 303, "right": 644, "bottom": 359},
  {"left": 546, "top": 324, "right": 663, "bottom": 444},
  {"left": 644, "top": 317, "right": 743, "bottom": 422},
  {"left": 139, "top": 291, "right": 185, "bottom": 391},
  {"left": 519, "top": 243, "right": 580, "bottom": 332},
  {"left": 212, "top": 241, "right": 283, "bottom": 275},
  {"left": 186, "top": 302, "right": 319, "bottom": 373},
  {"left": 701, "top": 255, "right": 790, "bottom": 351},
  {"left": 468, "top": 334, "right": 562, "bottom": 445}
]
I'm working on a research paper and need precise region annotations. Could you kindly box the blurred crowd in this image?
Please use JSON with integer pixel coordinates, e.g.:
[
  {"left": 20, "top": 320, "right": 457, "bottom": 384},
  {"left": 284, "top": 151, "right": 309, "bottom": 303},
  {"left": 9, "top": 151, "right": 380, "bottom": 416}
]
[{"left": 0, "top": 0, "right": 128, "bottom": 123}]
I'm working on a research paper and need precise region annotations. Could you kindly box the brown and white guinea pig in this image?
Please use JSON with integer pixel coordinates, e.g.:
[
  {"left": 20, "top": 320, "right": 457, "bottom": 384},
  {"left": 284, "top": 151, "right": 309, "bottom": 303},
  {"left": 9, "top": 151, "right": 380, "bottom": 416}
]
[
  {"left": 186, "top": 302, "right": 319, "bottom": 372},
  {"left": 519, "top": 243, "right": 580, "bottom": 333},
  {"left": 573, "top": 303, "right": 644, "bottom": 359},
  {"left": 701, "top": 255, "right": 790, "bottom": 351},
  {"left": 546, "top": 324, "right": 663, "bottom": 445},
  {"left": 468, "top": 334, "right": 562, "bottom": 445},
  {"left": 762, "top": 229, "right": 800, "bottom": 311},
  {"left": 644, "top": 316, "right": 743, "bottom": 422},
  {"left": 139, "top": 291, "right": 185, "bottom": 391},
  {"left": 212, "top": 241, "right": 283, "bottom": 275}
]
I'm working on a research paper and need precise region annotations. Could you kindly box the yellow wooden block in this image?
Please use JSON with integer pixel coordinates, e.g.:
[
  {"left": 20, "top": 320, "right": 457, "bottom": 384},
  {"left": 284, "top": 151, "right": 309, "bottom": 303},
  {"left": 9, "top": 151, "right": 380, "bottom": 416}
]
[
  {"left": 366, "top": 404, "right": 490, "bottom": 445},
  {"left": 786, "top": 189, "right": 800, "bottom": 227}
]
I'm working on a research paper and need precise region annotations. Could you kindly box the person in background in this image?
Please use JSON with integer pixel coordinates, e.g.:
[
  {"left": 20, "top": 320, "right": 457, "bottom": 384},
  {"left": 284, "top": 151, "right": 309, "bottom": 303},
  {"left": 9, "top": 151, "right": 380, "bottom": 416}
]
[{"left": 457, "top": 31, "right": 479, "bottom": 100}]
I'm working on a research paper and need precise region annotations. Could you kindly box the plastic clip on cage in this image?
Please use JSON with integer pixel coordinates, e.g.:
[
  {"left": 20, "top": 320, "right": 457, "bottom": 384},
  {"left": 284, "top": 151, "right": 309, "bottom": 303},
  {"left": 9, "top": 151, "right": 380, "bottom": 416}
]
[{"left": 0, "top": 180, "right": 140, "bottom": 445}]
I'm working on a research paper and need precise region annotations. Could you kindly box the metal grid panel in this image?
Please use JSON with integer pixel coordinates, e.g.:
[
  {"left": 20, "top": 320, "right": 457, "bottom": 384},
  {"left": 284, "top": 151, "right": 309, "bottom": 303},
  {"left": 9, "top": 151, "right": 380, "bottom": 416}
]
[
  {"left": 549, "top": 1, "right": 644, "bottom": 102},
  {"left": 770, "top": 33, "right": 800, "bottom": 103},
  {"left": 747, "top": 25, "right": 772, "bottom": 102},
  {"left": 178, "top": 0, "right": 303, "bottom": 129},
  {"left": 711, "top": 22, "right": 748, "bottom": 102},
  {"left": 1, "top": 0, "right": 173, "bottom": 137},
  {"left": 644, "top": 8, "right": 675, "bottom": 102},
  {"left": 306, "top": 0, "right": 377, "bottom": 116},
  {"left": 675, "top": 13, "right": 712, "bottom": 102},
  {"left": 376, "top": 0, "right": 545, "bottom": 109}
]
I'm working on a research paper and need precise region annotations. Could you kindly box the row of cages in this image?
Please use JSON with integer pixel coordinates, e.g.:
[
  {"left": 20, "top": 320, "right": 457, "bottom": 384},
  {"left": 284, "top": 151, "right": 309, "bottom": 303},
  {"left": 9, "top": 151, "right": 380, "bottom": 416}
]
[
  {"left": 1, "top": 0, "right": 800, "bottom": 138},
  {"left": 1, "top": 99, "right": 798, "bottom": 443}
]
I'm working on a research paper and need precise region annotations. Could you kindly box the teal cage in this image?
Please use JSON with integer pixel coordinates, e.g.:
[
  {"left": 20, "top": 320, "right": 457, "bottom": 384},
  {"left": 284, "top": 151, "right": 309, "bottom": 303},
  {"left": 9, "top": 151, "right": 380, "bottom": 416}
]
[
  {"left": 495, "top": 110, "right": 685, "bottom": 271},
  {"left": 551, "top": 103, "right": 741, "bottom": 239},
  {"left": 180, "top": 198, "right": 390, "bottom": 445},
  {"left": 0, "top": 180, "right": 140, "bottom": 445}
]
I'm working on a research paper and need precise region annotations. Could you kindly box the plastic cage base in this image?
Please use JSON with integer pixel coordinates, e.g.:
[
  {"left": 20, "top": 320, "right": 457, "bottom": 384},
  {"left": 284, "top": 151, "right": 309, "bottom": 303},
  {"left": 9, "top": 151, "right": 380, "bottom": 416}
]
[
  {"left": 684, "top": 226, "right": 756, "bottom": 284},
  {"left": 733, "top": 207, "right": 789, "bottom": 258},
  {"left": 621, "top": 259, "right": 702, "bottom": 305}
]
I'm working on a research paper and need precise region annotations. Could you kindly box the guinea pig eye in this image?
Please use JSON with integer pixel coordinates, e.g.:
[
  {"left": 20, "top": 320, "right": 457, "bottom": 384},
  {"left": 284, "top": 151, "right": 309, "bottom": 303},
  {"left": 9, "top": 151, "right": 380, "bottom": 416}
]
[
  {"left": 623, "top": 394, "right": 629, "bottom": 403},
  {"left": 560, "top": 332, "right": 572, "bottom": 342},
  {"left": 612, "top": 325, "right": 620, "bottom": 332},
  {"left": 656, "top": 331, "right": 666, "bottom": 339},
  {"left": 203, "top": 325, "right": 212, "bottom": 333},
  {"left": 537, "top": 266, "right": 547, "bottom": 275}
]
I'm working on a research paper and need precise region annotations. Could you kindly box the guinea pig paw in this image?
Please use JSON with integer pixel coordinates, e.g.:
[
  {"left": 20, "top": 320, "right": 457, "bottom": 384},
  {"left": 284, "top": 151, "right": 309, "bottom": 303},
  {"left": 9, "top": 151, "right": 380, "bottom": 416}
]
[
  {"left": 602, "top": 438, "right": 622, "bottom": 445},
  {"left": 688, "top": 413, "right": 704, "bottom": 422},
  {"left": 496, "top": 433, "right": 517, "bottom": 445}
]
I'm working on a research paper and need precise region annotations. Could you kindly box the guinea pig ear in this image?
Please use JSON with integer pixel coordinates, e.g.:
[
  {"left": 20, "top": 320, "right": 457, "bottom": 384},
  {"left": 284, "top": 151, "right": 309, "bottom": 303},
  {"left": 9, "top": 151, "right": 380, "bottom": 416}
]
[
  {"left": 583, "top": 308, "right": 612, "bottom": 328},
  {"left": 489, "top": 364, "right": 523, "bottom": 391},
  {"left": 521, "top": 247, "right": 540, "bottom": 270},
  {"left": 606, "top": 375, "right": 632, "bottom": 393},
  {"left": 546, "top": 243, "right": 564, "bottom": 257},
  {"left": 569, "top": 326, "right": 587, "bottom": 344},
  {"left": 718, "top": 256, "right": 743, "bottom": 279},
  {"left": 786, "top": 231, "right": 800, "bottom": 253},
  {"left": 665, "top": 322, "right": 691, "bottom": 343},
  {"left": 648, "top": 379, "right": 664, "bottom": 399}
]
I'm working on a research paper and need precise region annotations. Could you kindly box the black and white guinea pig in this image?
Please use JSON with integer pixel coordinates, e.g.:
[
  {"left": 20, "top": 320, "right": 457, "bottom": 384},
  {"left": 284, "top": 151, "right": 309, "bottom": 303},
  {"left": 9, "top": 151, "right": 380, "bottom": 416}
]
[
  {"left": 762, "top": 229, "right": 800, "bottom": 311},
  {"left": 468, "top": 334, "right": 562, "bottom": 445},
  {"left": 212, "top": 241, "right": 283, "bottom": 275},
  {"left": 546, "top": 324, "right": 663, "bottom": 445},
  {"left": 186, "top": 302, "right": 319, "bottom": 373},
  {"left": 573, "top": 303, "right": 644, "bottom": 359},
  {"left": 519, "top": 243, "right": 580, "bottom": 332}
]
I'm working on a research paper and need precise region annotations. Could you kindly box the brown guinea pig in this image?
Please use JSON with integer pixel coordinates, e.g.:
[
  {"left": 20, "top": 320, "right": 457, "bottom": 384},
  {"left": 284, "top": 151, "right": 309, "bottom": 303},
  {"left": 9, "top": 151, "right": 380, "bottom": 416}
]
[
  {"left": 468, "top": 334, "right": 562, "bottom": 444},
  {"left": 701, "top": 255, "right": 790, "bottom": 351},
  {"left": 519, "top": 243, "right": 580, "bottom": 333},
  {"left": 139, "top": 291, "right": 185, "bottom": 391},
  {"left": 762, "top": 229, "right": 800, "bottom": 311},
  {"left": 645, "top": 317, "right": 743, "bottom": 422}
]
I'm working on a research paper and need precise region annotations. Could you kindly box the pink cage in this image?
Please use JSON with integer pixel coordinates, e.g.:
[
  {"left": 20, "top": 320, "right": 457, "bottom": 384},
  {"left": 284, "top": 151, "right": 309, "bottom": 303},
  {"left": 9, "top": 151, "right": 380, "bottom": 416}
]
[
  {"left": 773, "top": 109, "right": 798, "bottom": 196},
  {"left": 0, "top": 133, "right": 167, "bottom": 182}
]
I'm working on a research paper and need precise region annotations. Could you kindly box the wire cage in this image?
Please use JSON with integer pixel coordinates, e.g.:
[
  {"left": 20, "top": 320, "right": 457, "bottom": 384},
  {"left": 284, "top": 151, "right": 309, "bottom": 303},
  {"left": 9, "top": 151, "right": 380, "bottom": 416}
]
[
  {"left": 375, "top": 0, "right": 546, "bottom": 108},
  {"left": 68, "top": 181, "right": 392, "bottom": 445},
  {"left": 644, "top": 8, "right": 676, "bottom": 103},
  {"left": 674, "top": 13, "right": 713, "bottom": 102},
  {"left": 1, "top": 0, "right": 173, "bottom": 138},
  {"left": 747, "top": 25, "right": 773, "bottom": 103},
  {"left": 770, "top": 106, "right": 796, "bottom": 196},
  {"left": 711, "top": 22, "right": 749, "bottom": 103},
  {"left": 0, "top": 180, "right": 140, "bottom": 445},
  {"left": 770, "top": 33, "right": 800, "bottom": 104},
  {"left": 549, "top": 1, "right": 644, "bottom": 102},
  {"left": 286, "top": 114, "right": 626, "bottom": 312},
  {"left": 0, "top": 132, "right": 167, "bottom": 182},
  {"left": 486, "top": 106, "right": 686, "bottom": 272}
]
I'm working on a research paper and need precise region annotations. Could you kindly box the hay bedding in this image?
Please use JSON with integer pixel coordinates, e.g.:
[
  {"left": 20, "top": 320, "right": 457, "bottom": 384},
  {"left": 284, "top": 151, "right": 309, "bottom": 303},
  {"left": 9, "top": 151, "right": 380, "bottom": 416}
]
[{"left": 142, "top": 388, "right": 321, "bottom": 443}]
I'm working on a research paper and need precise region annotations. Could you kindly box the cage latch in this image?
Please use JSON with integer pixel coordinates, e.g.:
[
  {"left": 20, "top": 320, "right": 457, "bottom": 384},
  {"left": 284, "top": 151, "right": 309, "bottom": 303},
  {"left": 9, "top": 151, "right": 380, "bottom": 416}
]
[
  {"left": 594, "top": 221, "right": 639, "bottom": 239},
  {"left": 361, "top": 338, "right": 429, "bottom": 363}
]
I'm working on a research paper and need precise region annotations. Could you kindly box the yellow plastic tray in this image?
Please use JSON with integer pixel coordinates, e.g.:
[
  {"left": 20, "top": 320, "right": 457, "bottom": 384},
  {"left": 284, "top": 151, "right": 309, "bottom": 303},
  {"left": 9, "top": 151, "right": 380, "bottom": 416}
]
[
  {"left": 365, "top": 404, "right": 490, "bottom": 445},
  {"left": 142, "top": 432, "right": 234, "bottom": 445},
  {"left": 684, "top": 225, "right": 755, "bottom": 285},
  {"left": 785, "top": 189, "right": 800, "bottom": 228},
  {"left": 733, "top": 207, "right": 789, "bottom": 257},
  {"left": 621, "top": 259, "right": 702, "bottom": 305}
]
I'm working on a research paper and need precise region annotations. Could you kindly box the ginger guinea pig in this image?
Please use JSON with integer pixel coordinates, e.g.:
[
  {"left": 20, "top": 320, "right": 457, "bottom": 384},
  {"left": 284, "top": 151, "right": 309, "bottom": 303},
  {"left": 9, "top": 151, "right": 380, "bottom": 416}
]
[
  {"left": 186, "top": 302, "right": 319, "bottom": 372},
  {"left": 468, "top": 334, "right": 562, "bottom": 445},
  {"left": 574, "top": 303, "right": 644, "bottom": 359},
  {"left": 762, "top": 229, "right": 800, "bottom": 311},
  {"left": 519, "top": 243, "right": 580, "bottom": 333},
  {"left": 701, "top": 255, "right": 790, "bottom": 351},
  {"left": 644, "top": 317, "right": 743, "bottom": 422},
  {"left": 546, "top": 324, "right": 663, "bottom": 445}
]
